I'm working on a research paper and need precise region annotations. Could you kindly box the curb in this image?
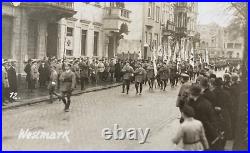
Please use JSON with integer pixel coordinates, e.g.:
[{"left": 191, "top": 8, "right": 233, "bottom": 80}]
[{"left": 3, "top": 83, "right": 122, "bottom": 110}]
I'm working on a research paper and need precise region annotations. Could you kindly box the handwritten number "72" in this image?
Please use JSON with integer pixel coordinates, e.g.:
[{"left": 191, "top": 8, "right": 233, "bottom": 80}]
[{"left": 10, "top": 92, "right": 18, "bottom": 100}]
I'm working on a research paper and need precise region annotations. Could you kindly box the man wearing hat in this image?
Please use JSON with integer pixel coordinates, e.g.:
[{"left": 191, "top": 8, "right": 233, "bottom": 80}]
[
  {"left": 187, "top": 84, "right": 220, "bottom": 150},
  {"left": 158, "top": 62, "right": 169, "bottom": 91},
  {"left": 134, "top": 63, "right": 146, "bottom": 95},
  {"left": 79, "top": 58, "right": 89, "bottom": 90},
  {"left": 97, "top": 59, "right": 105, "bottom": 83},
  {"left": 7, "top": 60, "right": 18, "bottom": 102},
  {"left": 38, "top": 60, "right": 49, "bottom": 88},
  {"left": 211, "top": 78, "right": 233, "bottom": 142},
  {"left": 30, "top": 60, "right": 39, "bottom": 91},
  {"left": 59, "top": 63, "right": 76, "bottom": 112},
  {"left": 146, "top": 61, "right": 155, "bottom": 90},
  {"left": 121, "top": 61, "right": 134, "bottom": 94},
  {"left": 109, "top": 58, "right": 116, "bottom": 82},
  {"left": 48, "top": 64, "right": 60, "bottom": 103},
  {"left": 2, "top": 59, "right": 10, "bottom": 104},
  {"left": 24, "top": 59, "right": 32, "bottom": 92}
]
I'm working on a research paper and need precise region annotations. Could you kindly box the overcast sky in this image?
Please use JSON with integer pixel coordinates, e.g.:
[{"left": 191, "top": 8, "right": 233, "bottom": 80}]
[{"left": 198, "top": 2, "right": 234, "bottom": 27}]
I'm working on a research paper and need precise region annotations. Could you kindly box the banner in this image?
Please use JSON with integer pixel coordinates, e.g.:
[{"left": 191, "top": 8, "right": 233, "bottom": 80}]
[{"left": 65, "top": 36, "right": 73, "bottom": 50}]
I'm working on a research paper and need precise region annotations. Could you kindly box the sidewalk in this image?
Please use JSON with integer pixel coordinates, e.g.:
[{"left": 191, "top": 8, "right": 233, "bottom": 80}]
[{"left": 3, "top": 82, "right": 122, "bottom": 110}]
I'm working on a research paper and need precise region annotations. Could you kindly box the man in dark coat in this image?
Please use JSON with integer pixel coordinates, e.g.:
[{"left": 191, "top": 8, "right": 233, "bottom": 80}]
[
  {"left": 211, "top": 78, "right": 233, "bottom": 141},
  {"left": 79, "top": 59, "right": 89, "bottom": 90},
  {"left": 187, "top": 84, "right": 220, "bottom": 150},
  {"left": 158, "top": 62, "right": 169, "bottom": 91},
  {"left": 38, "top": 61, "right": 49, "bottom": 88},
  {"left": 24, "top": 59, "right": 32, "bottom": 91},
  {"left": 169, "top": 62, "right": 177, "bottom": 88},
  {"left": 115, "top": 60, "right": 122, "bottom": 82},
  {"left": 7, "top": 61, "right": 18, "bottom": 102},
  {"left": 229, "top": 74, "right": 241, "bottom": 138},
  {"left": 200, "top": 77, "right": 216, "bottom": 107}
]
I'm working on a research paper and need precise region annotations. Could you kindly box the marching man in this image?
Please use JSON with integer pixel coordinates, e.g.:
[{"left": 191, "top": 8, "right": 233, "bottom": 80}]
[
  {"left": 121, "top": 61, "right": 134, "bottom": 94},
  {"left": 59, "top": 63, "right": 76, "bottom": 112},
  {"left": 134, "top": 63, "right": 146, "bottom": 95}
]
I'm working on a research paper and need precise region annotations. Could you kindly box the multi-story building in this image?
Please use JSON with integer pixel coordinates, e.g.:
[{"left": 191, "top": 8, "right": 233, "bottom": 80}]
[
  {"left": 198, "top": 22, "right": 243, "bottom": 63},
  {"left": 197, "top": 23, "right": 224, "bottom": 63},
  {"left": 2, "top": 2, "right": 76, "bottom": 74},
  {"left": 223, "top": 29, "right": 244, "bottom": 59},
  {"left": 58, "top": 2, "right": 131, "bottom": 59},
  {"left": 2, "top": 2, "right": 132, "bottom": 74},
  {"left": 170, "top": 2, "right": 199, "bottom": 63},
  {"left": 117, "top": 2, "right": 165, "bottom": 60}
]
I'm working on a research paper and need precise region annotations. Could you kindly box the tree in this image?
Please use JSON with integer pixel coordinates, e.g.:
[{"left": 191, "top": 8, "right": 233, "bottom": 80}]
[{"left": 228, "top": 2, "right": 248, "bottom": 151}]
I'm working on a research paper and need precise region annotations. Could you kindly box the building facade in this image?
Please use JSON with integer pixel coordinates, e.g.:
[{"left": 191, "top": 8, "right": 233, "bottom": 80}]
[
  {"left": 2, "top": 2, "right": 201, "bottom": 76},
  {"left": 197, "top": 22, "right": 243, "bottom": 63},
  {"left": 223, "top": 29, "right": 243, "bottom": 59},
  {"left": 2, "top": 2, "right": 76, "bottom": 74},
  {"left": 118, "top": 2, "right": 175, "bottom": 60},
  {"left": 2, "top": 2, "right": 132, "bottom": 74}
]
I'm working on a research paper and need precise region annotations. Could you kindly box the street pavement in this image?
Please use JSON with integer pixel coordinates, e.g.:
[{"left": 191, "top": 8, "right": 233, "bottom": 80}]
[{"left": 2, "top": 83, "right": 182, "bottom": 151}]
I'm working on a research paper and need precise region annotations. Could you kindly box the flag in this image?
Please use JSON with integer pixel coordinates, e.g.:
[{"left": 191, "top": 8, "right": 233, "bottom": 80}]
[
  {"left": 190, "top": 47, "right": 194, "bottom": 67},
  {"left": 138, "top": 50, "right": 142, "bottom": 59},
  {"left": 153, "top": 58, "right": 157, "bottom": 76}
]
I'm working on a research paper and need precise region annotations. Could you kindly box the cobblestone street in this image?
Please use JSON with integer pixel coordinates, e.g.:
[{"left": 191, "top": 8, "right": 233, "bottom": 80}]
[{"left": 3, "top": 84, "right": 182, "bottom": 150}]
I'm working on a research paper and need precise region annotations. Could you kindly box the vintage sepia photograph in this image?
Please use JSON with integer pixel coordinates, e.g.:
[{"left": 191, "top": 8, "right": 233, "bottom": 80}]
[{"left": 2, "top": 2, "right": 248, "bottom": 151}]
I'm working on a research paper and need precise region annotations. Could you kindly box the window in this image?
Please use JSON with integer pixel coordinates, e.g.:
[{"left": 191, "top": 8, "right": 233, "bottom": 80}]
[
  {"left": 156, "top": 6, "right": 160, "bottom": 22},
  {"left": 227, "top": 43, "right": 234, "bottom": 49},
  {"left": 2, "top": 16, "right": 13, "bottom": 59},
  {"left": 93, "top": 31, "right": 99, "bottom": 56},
  {"left": 235, "top": 43, "right": 242, "bottom": 49},
  {"left": 145, "top": 32, "right": 148, "bottom": 43},
  {"left": 66, "top": 50, "right": 73, "bottom": 56},
  {"left": 148, "top": 3, "right": 152, "bottom": 18},
  {"left": 237, "top": 52, "right": 240, "bottom": 58},
  {"left": 155, "top": 33, "right": 158, "bottom": 47},
  {"left": 81, "top": 30, "right": 87, "bottom": 56},
  {"left": 67, "top": 27, "right": 73, "bottom": 36},
  {"left": 152, "top": 3, "right": 155, "bottom": 20},
  {"left": 149, "top": 32, "right": 152, "bottom": 44}
]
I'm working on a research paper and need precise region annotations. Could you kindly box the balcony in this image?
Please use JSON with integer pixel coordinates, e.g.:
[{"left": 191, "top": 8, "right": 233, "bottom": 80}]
[
  {"left": 162, "top": 20, "right": 176, "bottom": 36},
  {"left": 175, "top": 27, "right": 187, "bottom": 37},
  {"left": 103, "top": 7, "right": 131, "bottom": 32},
  {"left": 20, "top": 2, "right": 76, "bottom": 21}
]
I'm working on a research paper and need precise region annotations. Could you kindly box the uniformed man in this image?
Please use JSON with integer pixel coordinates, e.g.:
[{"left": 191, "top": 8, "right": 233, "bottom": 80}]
[
  {"left": 48, "top": 65, "right": 60, "bottom": 103},
  {"left": 121, "top": 61, "right": 134, "bottom": 94},
  {"left": 146, "top": 61, "right": 155, "bottom": 90},
  {"left": 134, "top": 63, "right": 146, "bottom": 95},
  {"left": 79, "top": 58, "right": 89, "bottom": 90},
  {"left": 59, "top": 63, "right": 76, "bottom": 112},
  {"left": 158, "top": 62, "right": 169, "bottom": 91}
]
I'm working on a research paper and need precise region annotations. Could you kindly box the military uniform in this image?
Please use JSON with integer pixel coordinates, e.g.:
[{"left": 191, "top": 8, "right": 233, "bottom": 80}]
[
  {"left": 59, "top": 69, "right": 76, "bottom": 111},
  {"left": 79, "top": 61, "right": 89, "bottom": 90},
  {"left": 158, "top": 65, "right": 169, "bottom": 90},
  {"left": 121, "top": 64, "right": 134, "bottom": 94},
  {"left": 146, "top": 64, "right": 155, "bottom": 89},
  {"left": 48, "top": 69, "right": 60, "bottom": 103},
  {"left": 134, "top": 67, "right": 146, "bottom": 94}
]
